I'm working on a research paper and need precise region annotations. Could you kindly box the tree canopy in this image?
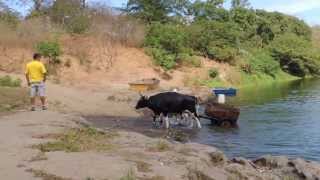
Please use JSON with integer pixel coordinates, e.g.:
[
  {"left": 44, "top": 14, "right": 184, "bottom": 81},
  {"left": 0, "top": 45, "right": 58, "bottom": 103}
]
[{"left": 127, "top": 0, "right": 320, "bottom": 77}]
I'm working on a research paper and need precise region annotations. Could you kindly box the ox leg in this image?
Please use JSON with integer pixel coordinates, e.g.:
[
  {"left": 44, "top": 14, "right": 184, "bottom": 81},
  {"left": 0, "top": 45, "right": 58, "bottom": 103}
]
[
  {"left": 164, "top": 115, "right": 170, "bottom": 129},
  {"left": 186, "top": 111, "right": 194, "bottom": 128},
  {"left": 175, "top": 114, "right": 182, "bottom": 125},
  {"left": 191, "top": 113, "right": 202, "bottom": 129},
  {"left": 153, "top": 115, "right": 159, "bottom": 128}
]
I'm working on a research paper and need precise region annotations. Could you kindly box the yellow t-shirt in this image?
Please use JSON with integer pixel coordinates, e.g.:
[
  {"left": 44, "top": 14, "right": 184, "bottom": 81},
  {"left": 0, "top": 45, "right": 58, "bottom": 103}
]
[{"left": 25, "top": 60, "right": 47, "bottom": 83}]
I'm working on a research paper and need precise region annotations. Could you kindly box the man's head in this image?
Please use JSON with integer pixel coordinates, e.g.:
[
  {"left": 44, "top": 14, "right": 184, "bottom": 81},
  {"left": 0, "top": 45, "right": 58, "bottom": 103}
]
[{"left": 33, "top": 53, "right": 42, "bottom": 61}]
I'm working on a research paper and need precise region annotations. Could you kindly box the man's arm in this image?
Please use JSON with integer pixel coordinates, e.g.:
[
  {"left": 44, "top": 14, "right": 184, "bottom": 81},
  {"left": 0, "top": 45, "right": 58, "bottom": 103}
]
[
  {"left": 41, "top": 63, "right": 47, "bottom": 83},
  {"left": 43, "top": 73, "right": 47, "bottom": 82},
  {"left": 25, "top": 73, "right": 30, "bottom": 86},
  {"left": 25, "top": 65, "right": 30, "bottom": 86}
]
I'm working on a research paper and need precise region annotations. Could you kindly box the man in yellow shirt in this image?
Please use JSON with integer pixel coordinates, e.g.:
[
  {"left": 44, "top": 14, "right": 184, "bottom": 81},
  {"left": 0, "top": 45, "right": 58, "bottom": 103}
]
[{"left": 25, "top": 53, "right": 47, "bottom": 111}]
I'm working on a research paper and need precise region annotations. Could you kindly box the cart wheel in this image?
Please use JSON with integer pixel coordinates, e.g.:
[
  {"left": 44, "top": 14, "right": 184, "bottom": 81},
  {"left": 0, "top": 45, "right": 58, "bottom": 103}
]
[{"left": 220, "top": 120, "right": 232, "bottom": 128}]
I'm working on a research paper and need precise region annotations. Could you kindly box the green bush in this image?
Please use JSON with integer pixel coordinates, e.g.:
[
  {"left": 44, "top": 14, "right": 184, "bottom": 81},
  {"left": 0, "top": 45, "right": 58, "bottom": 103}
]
[
  {"left": 0, "top": 76, "right": 21, "bottom": 87},
  {"left": 148, "top": 48, "right": 176, "bottom": 70},
  {"left": 36, "top": 40, "right": 62, "bottom": 63},
  {"left": 208, "top": 68, "right": 219, "bottom": 79},
  {"left": 177, "top": 53, "right": 201, "bottom": 67},
  {"left": 186, "top": 21, "right": 240, "bottom": 63},
  {"left": 246, "top": 50, "right": 280, "bottom": 77},
  {"left": 145, "top": 23, "right": 188, "bottom": 69},
  {"left": 270, "top": 33, "right": 320, "bottom": 77},
  {"left": 145, "top": 23, "right": 187, "bottom": 54}
]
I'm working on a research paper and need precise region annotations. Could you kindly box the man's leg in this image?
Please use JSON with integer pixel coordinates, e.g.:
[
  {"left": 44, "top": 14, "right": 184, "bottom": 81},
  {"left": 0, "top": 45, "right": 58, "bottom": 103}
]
[
  {"left": 40, "top": 97, "right": 46, "bottom": 110},
  {"left": 30, "top": 97, "right": 36, "bottom": 111},
  {"left": 39, "top": 82, "right": 47, "bottom": 110},
  {"left": 30, "top": 85, "right": 36, "bottom": 111}
]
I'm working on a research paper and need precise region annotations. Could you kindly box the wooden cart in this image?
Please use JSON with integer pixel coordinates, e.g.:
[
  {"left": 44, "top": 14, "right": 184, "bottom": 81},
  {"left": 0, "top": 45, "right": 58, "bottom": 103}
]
[{"left": 204, "top": 102, "right": 240, "bottom": 128}]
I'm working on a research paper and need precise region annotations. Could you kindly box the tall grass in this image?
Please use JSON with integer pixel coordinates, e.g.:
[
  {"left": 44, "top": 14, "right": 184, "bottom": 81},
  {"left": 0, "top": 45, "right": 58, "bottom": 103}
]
[
  {"left": 0, "top": 18, "right": 61, "bottom": 49},
  {"left": 89, "top": 5, "right": 145, "bottom": 47}
]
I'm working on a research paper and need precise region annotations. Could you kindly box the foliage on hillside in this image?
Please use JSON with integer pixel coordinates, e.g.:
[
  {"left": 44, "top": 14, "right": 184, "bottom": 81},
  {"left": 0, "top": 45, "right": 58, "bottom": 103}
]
[
  {"left": 126, "top": 0, "right": 320, "bottom": 78},
  {"left": 0, "top": 0, "right": 320, "bottom": 84}
]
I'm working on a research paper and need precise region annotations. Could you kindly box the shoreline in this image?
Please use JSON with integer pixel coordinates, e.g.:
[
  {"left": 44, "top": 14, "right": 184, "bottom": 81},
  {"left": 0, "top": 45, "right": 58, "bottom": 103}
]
[{"left": 1, "top": 109, "right": 318, "bottom": 180}]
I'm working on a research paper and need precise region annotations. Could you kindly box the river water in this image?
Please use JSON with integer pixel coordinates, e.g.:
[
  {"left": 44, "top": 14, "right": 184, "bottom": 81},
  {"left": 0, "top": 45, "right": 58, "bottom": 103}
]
[{"left": 193, "top": 78, "right": 320, "bottom": 161}]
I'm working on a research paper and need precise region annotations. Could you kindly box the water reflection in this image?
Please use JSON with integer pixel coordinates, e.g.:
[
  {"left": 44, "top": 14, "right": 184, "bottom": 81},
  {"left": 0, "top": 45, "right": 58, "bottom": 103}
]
[
  {"left": 194, "top": 78, "right": 320, "bottom": 161},
  {"left": 230, "top": 78, "right": 320, "bottom": 106}
]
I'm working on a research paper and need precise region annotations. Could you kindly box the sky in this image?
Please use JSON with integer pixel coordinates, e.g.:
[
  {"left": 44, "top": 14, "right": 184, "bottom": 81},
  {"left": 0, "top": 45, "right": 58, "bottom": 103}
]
[{"left": 4, "top": 0, "right": 320, "bottom": 25}]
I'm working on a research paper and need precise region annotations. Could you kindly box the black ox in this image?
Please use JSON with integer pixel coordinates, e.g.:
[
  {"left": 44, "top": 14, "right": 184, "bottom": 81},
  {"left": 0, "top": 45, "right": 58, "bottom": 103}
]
[{"left": 135, "top": 92, "right": 202, "bottom": 129}]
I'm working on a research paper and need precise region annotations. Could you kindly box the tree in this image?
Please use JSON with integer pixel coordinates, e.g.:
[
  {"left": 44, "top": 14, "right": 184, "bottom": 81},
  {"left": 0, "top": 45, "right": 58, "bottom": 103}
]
[
  {"left": 231, "top": 0, "right": 250, "bottom": 9},
  {"left": 125, "top": 0, "right": 191, "bottom": 23},
  {"left": 189, "top": 0, "right": 228, "bottom": 22},
  {"left": 0, "top": 1, "right": 20, "bottom": 28}
]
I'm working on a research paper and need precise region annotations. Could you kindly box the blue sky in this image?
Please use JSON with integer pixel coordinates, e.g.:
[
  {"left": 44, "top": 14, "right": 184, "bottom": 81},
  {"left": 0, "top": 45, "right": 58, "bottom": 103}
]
[{"left": 4, "top": 0, "right": 320, "bottom": 25}]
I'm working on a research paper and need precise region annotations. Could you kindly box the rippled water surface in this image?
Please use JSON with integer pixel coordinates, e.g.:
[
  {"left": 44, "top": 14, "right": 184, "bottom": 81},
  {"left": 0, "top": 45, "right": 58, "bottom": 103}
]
[{"left": 193, "top": 78, "right": 320, "bottom": 161}]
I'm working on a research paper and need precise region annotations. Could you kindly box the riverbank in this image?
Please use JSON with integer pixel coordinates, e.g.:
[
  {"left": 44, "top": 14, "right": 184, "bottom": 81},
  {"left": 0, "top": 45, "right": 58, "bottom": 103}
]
[
  {"left": 203, "top": 69, "right": 301, "bottom": 89},
  {"left": 0, "top": 77, "right": 320, "bottom": 179},
  {"left": 1, "top": 109, "right": 319, "bottom": 180}
]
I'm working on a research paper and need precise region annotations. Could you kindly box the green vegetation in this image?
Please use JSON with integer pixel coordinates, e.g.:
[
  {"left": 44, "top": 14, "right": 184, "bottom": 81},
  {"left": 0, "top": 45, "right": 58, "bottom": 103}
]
[
  {"left": 26, "top": 169, "right": 71, "bottom": 180},
  {"left": 148, "top": 140, "right": 171, "bottom": 152},
  {"left": 0, "top": 76, "right": 27, "bottom": 113},
  {"left": 120, "top": 169, "right": 136, "bottom": 180},
  {"left": 126, "top": 0, "right": 320, "bottom": 84},
  {"left": 36, "top": 40, "right": 62, "bottom": 63},
  {"left": 0, "top": 86, "right": 28, "bottom": 112},
  {"left": 0, "top": 75, "right": 21, "bottom": 87},
  {"left": 33, "top": 127, "right": 117, "bottom": 152},
  {"left": 209, "top": 68, "right": 219, "bottom": 79}
]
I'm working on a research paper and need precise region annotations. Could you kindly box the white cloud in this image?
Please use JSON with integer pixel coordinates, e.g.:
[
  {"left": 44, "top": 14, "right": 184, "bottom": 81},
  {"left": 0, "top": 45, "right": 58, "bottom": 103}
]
[{"left": 264, "top": 0, "right": 320, "bottom": 14}]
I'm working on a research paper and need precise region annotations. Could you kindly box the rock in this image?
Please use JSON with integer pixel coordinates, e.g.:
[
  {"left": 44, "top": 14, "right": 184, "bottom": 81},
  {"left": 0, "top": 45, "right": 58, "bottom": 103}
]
[
  {"left": 232, "top": 157, "right": 253, "bottom": 168},
  {"left": 289, "top": 159, "right": 320, "bottom": 180},
  {"left": 253, "top": 155, "right": 289, "bottom": 168},
  {"left": 209, "top": 151, "right": 227, "bottom": 165}
]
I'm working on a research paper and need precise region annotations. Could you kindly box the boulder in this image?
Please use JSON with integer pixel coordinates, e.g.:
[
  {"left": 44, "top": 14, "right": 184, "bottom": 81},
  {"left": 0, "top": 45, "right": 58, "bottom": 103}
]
[{"left": 253, "top": 155, "right": 289, "bottom": 168}]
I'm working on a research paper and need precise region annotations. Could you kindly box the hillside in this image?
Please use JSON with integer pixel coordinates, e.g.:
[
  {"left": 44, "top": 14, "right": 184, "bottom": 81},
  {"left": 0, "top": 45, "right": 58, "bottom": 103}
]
[
  {"left": 0, "top": 38, "right": 235, "bottom": 89},
  {"left": 1, "top": 0, "right": 319, "bottom": 90}
]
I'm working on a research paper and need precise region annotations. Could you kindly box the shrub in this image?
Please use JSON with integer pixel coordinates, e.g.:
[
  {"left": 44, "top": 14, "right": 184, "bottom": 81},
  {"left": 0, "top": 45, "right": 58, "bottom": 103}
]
[
  {"left": 0, "top": 76, "right": 21, "bottom": 87},
  {"left": 36, "top": 40, "right": 62, "bottom": 63},
  {"left": 145, "top": 23, "right": 187, "bottom": 54},
  {"left": 177, "top": 53, "right": 201, "bottom": 67},
  {"left": 270, "top": 33, "right": 320, "bottom": 77},
  {"left": 147, "top": 48, "right": 176, "bottom": 70},
  {"left": 186, "top": 21, "right": 240, "bottom": 63},
  {"left": 246, "top": 50, "right": 280, "bottom": 77},
  {"left": 144, "top": 23, "right": 188, "bottom": 69},
  {"left": 208, "top": 68, "right": 219, "bottom": 79}
]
